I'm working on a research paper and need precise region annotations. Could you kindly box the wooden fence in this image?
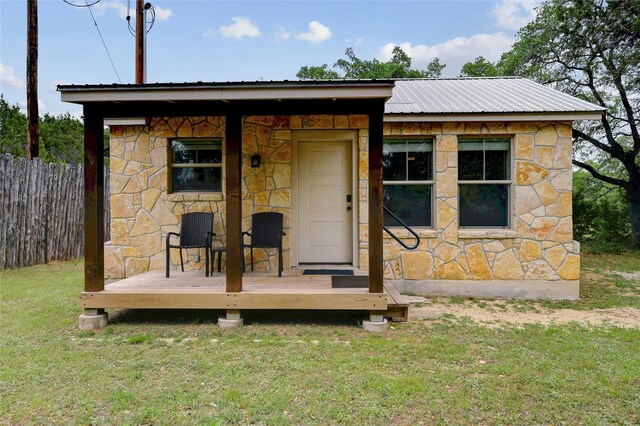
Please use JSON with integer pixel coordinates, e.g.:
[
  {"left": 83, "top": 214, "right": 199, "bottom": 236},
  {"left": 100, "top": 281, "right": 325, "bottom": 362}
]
[{"left": 0, "top": 155, "right": 110, "bottom": 269}]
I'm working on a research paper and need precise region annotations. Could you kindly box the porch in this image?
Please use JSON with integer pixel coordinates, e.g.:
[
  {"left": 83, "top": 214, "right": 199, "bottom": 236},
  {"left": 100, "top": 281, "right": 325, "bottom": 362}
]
[
  {"left": 59, "top": 80, "right": 396, "bottom": 330},
  {"left": 81, "top": 269, "right": 409, "bottom": 321}
]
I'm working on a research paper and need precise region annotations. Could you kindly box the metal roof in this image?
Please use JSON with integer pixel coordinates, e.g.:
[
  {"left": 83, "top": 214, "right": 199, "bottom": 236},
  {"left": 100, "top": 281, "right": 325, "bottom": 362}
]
[
  {"left": 57, "top": 79, "right": 395, "bottom": 91},
  {"left": 386, "top": 78, "right": 603, "bottom": 115},
  {"left": 58, "top": 77, "right": 604, "bottom": 120}
]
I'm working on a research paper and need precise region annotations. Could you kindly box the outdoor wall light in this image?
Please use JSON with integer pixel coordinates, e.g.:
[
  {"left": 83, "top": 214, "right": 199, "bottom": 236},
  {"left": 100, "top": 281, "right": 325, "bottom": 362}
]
[{"left": 250, "top": 154, "right": 261, "bottom": 168}]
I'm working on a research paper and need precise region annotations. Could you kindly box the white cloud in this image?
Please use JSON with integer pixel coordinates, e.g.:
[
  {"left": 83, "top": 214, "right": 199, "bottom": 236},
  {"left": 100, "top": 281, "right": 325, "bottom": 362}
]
[
  {"left": 296, "top": 21, "right": 331, "bottom": 44},
  {"left": 217, "top": 17, "right": 261, "bottom": 40},
  {"left": 377, "top": 33, "right": 514, "bottom": 76},
  {"left": 492, "top": 0, "right": 539, "bottom": 31},
  {"left": 91, "top": 1, "right": 128, "bottom": 19},
  {"left": 274, "top": 26, "right": 292, "bottom": 41},
  {"left": 153, "top": 5, "right": 173, "bottom": 21},
  {"left": 90, "top": 1, "right": 172, "bottom": 21},
  {"left": 0, "top": 63, "right": 24, "bottom": 89}
]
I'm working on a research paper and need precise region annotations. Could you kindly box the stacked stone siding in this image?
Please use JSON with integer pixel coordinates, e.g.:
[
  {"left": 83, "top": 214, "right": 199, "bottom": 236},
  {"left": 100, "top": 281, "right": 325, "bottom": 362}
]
[
  {"left": 380, "top": 121, "right": 579, "bottom": 282},
  {"left": 105, "top": 116, "right": 578, "bottom": 286},
  {"left": 105, "top": 115, "right": 369, "bottom": 278}
]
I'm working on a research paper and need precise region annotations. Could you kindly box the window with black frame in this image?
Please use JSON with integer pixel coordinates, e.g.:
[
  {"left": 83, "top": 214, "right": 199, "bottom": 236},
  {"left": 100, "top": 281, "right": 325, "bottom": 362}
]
[
  {"left": 458, "top": 137, "right": 511, "bottom": 228},
  {"left": 170, "top": 139, "right": 222, "bottom": 192},
  {"left": 383, "top": 138, "right": 433, "bottom": 227}
]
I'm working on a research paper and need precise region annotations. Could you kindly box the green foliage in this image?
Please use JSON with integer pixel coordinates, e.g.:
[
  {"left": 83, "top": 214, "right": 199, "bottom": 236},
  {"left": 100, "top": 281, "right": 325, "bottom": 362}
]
[
  {"left": 295, "top": 64, "right": 341, "bottom": 80},
  {"left": 297, "top": 47, "right": 445, "bottom": 79},
  {"left": 460, "top": 56, "right": 501, "bottom": 77},
  {"left": 40, "top": 112, "right": 85, "bottom": 163},
  {"left": 462, "top": 0, "right": 640, "bottom": 247},
  {"left": 0, "top": 95, "right": 27, "bottom": 157},
  {"left": 573, "top": 170, "right": 632, "bottom": 252},
  {"left": 0, "top": 95, "right": 110, "bottom": 164}
]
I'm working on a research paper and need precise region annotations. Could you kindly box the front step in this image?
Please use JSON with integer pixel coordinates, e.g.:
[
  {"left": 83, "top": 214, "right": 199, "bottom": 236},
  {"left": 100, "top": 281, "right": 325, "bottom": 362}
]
[{"left": 383, "top": 282, "right": 409, "bottom": 322}]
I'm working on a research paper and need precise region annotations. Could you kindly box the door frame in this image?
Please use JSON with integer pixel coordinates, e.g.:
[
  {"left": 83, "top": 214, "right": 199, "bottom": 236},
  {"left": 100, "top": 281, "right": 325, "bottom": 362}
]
[{"left": 291, "top": 130, "right": 359, "bottom": 267}]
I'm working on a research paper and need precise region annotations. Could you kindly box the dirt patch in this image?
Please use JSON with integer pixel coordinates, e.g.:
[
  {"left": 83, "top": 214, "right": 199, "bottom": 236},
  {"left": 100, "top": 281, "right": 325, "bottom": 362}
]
[
  {"left": 608, "top": 270, "right": 640, "bottom": 281},
  {"left": 411, "top": 299, "right": 640, "bottom": 329}
]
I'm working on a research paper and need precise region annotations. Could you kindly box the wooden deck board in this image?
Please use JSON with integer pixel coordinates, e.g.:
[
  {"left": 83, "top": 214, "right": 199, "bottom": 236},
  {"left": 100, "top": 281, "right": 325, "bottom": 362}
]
[
  {"left": 86, "top": 270, "right": 412, "bottom": 316},
  {"left": 383, "top": 281, "right": 410, "bottom": 322}
]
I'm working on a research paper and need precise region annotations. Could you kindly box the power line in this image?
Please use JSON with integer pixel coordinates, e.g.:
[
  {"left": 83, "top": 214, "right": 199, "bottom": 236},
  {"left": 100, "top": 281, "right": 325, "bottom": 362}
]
[
  {"left": 62, "top": 0, "right": 101, "bottom": 7},
  {"left": 72, "top": 0, "right": 122, "bottom": 83}
]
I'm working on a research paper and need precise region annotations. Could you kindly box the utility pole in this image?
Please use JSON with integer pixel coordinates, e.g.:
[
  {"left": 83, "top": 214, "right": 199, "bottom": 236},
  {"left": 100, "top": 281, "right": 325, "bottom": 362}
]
[
  {"left": 26, "top": 0, "right": 39, "bottom": 159},
  {"left": 135, "top": 0, "right": 146, "bottom": 84}
]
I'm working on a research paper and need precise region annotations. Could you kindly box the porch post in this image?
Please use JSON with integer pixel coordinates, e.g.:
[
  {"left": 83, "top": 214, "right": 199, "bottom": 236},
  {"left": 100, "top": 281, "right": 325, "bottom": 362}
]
[
  {"left": 83, "top": 105, "right": 104, "bottom": 293},
  {"left": 368, "top": 100, "right": 385, "bottom": 293},
  {"left": 225, "top": 109, "right": 243, "bottom": 292}
]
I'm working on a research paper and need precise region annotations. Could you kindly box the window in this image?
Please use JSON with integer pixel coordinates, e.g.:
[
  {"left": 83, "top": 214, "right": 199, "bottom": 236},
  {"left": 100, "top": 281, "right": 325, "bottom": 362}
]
[
  {"left": 170, "top": 139, "right": 222, "bottom": 192},
  {"left": 383, "top": 138, "right": 433, "bottom": 227},
  {"left": 458, "top": 137, "right": 511, "bottom": 228}
]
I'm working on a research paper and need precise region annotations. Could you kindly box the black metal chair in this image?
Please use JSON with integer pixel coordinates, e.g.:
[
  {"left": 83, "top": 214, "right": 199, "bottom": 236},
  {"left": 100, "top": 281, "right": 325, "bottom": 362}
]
[
  {"left": 166, "top": 212, "right": 215, "bottom": 278},
  {"left": 242, "top": 212, "right": 285, "bottom": 277}
]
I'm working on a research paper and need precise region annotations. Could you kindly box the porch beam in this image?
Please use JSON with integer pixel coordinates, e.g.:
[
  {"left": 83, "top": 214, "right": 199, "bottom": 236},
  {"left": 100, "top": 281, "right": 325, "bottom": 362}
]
[
  {"left": 225, "top": 109, "right": 243, "bottom": 292},
  {"left": 368, "top": 100, "right": 385, "bottom": 294},
  {"left": 80, "top": 291, "right": 388, "bottom": 310},
  {"left": 83, "top": 105, "right": 105, "bottom": 292},
  {"left": 80, "top": 99, "right": 385, "bottom": 120}
]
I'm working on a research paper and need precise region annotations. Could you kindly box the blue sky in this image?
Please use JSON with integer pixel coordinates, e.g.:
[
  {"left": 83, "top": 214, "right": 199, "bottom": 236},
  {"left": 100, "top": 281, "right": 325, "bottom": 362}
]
[{"left": 0, "top": 0, "right": 538, "bottom": 117}]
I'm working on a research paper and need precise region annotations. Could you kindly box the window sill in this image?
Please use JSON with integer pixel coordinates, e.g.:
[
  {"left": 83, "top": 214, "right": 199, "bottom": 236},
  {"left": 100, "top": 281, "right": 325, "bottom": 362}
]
[
  {"left": 458, "top": 229, "right": 517, "bottom": 239},
  {"left": 383, "top": 228, "right": 438, "bottom": 239},
  {"left": 166, "top": 192, "right": 224, "bottom": 202}
]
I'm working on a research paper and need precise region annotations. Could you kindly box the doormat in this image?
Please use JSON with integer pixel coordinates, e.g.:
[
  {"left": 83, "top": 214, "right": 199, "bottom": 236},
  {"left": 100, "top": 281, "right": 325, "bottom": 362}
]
[
  {"left": 331, "top": 275, "right": 369, "bottom": 288},
  {"left": 303, "top": 269, "right": 354, "bottom": 276}
]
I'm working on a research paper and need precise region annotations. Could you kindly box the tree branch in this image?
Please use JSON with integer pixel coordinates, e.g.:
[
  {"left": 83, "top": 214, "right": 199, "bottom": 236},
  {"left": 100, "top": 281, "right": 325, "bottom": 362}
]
[
  {"left": 598, "top": 49, "right": 640, "bottom": 153},
  {"left": 573, "top": 159, "right": 629, "bottom": 189},
  {"left": 572, "top": 128, "right": 619, "bottom": 158},
  {"left": 583, "top": 68, "right": 627, "bottom": 158}
]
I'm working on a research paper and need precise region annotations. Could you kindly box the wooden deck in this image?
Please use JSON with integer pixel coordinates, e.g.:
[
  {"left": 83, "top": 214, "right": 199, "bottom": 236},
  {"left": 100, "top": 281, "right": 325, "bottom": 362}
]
[{"left": 81, "top": 270, "right": 409, "bottom": 320}]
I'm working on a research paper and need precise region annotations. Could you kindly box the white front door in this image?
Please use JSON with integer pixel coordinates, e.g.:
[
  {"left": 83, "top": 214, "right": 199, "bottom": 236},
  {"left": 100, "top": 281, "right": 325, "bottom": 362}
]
[{"left": 298, "top": 141, "right": 353, "bottom": 263}]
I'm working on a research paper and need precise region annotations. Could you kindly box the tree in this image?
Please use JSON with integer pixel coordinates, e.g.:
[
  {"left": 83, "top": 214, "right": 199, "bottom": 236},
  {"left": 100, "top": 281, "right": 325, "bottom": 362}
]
[
  {"left": 573, "top": 168, "right": 632, "bottom": 252},
  {"left": 460, "top": 56, "right": 500, "bottom": 77},
  {"left": 462, "top": 0, "right": 640, "bottom": 247},
  {"left": 0, "top": 95, "right": 28, "bottom": 157},
  {"left": 0, "top": 96, "right": 108, "bottom": 164},
  {"left": 40, "top": 113, "right": 85, "bottom": 164},
  {"left": 296, "top": 64, "right": 341, "bottom": 80},
  {"left": 297, "top": 47, "right": 445, "bottom": 79}
]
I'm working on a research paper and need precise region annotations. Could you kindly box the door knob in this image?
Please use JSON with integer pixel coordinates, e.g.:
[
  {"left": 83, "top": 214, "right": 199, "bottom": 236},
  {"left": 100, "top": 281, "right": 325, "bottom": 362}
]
[{"left": 347, "top": 206, "right": 352, "bottom": 211}]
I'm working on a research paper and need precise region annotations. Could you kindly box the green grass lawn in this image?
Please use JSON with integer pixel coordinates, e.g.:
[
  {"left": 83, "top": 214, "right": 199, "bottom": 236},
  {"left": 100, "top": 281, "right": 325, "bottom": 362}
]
[{"left": 1, "top": 256, "right": 639, "bottom": 425}]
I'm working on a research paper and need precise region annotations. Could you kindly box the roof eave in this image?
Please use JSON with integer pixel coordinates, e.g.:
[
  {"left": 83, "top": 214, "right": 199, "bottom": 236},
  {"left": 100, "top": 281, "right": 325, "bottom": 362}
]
[{"left": 59, "top": 83, "right": 395, "bottom": 104}]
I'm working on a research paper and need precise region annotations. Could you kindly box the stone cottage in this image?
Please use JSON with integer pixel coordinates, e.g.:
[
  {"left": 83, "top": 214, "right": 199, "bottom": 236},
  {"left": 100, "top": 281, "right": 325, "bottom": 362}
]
[{"left": 62, "top": 78, "right": 603, "bottom": 301}]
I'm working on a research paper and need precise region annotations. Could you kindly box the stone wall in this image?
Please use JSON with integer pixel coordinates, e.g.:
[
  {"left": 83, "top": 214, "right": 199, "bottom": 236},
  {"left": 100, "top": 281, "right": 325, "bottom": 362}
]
[
  {"left": 105, "top": 115, "right": 369, "bottom": 278},
  {"left": 379, "top": 121, "right": 579, "bottom": 282},
  {"left": 105, "top": 116, "right": 578, "bottom": 285},
  {"left": 106, "top": 117, "right": 226, "bottom": 278}
]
